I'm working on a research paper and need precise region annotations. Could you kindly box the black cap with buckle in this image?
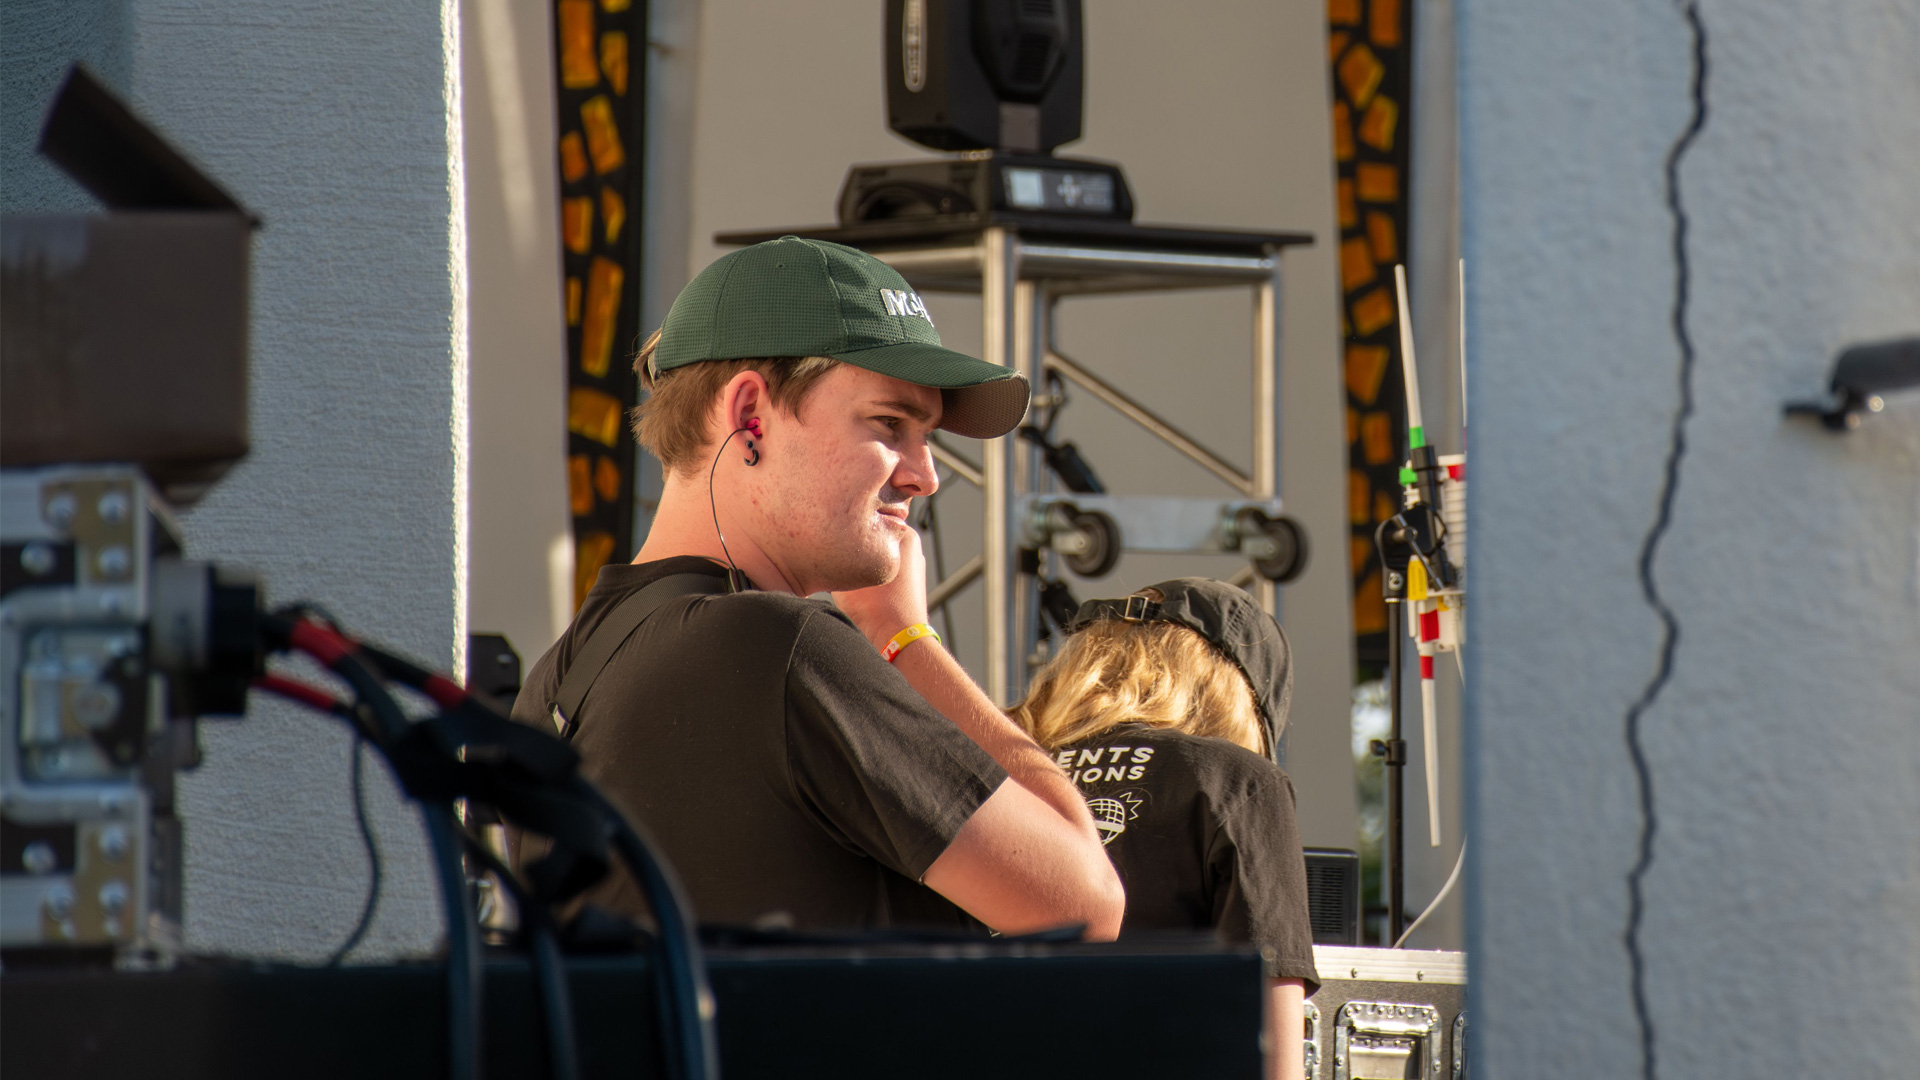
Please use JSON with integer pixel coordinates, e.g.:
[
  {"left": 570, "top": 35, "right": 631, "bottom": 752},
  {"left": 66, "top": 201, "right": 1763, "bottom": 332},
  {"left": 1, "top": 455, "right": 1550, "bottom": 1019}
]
[{"left": 1069, "top": 577, "right": 1294, "bottom": 754}]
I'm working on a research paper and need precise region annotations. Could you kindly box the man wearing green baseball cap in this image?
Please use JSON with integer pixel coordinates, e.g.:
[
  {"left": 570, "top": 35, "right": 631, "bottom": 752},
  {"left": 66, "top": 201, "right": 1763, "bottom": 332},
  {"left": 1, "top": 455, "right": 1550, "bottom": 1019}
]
[{"left": 512, "top": 237, "right": 1123, "bottom": 939}]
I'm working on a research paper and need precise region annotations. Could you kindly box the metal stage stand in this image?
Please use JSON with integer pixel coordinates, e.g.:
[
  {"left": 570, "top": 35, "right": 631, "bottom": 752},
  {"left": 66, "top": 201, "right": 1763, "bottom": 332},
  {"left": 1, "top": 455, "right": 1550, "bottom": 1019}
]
[{"left": 720, "top": 214, "right": 1313, "bottom": 704}]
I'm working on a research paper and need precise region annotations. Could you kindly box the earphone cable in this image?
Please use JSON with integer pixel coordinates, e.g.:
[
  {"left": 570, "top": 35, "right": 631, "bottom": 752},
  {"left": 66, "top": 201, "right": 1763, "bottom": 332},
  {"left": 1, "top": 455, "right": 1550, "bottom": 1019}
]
[{"left": 707, "top": 427, "right": 750, "bottom": 592}]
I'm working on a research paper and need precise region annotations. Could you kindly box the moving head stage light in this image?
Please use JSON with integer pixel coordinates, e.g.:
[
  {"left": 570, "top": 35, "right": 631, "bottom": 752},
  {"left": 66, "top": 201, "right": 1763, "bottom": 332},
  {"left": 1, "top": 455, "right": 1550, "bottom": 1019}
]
[{"left": 842, "top": 0, "right": 1133, "bottom": 225}]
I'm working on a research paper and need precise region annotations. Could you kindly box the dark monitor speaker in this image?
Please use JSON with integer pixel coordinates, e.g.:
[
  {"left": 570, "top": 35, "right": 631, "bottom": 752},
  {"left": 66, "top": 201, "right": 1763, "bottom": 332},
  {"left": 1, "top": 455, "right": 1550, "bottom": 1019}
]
[{"left": 1304, "top": 847, "right": 1362, "bottom": 946}]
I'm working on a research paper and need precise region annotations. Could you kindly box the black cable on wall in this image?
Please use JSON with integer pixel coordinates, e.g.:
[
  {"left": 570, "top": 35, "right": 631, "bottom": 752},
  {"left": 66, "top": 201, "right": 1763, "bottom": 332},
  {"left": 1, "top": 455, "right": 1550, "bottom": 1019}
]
[{"left": 1623, "top": 4, "right": 1709, "bottom": 1078}]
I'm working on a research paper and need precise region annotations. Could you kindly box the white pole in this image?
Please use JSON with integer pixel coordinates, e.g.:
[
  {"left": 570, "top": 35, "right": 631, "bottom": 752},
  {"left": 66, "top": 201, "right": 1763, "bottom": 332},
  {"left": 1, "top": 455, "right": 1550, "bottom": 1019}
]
[
  {"left": 1394, "top": 264, "right": 1424, "bottom": 441},
  {"left": 1458, "top": 258, "right": 1468, "bottom": 434},
  {"left": 1423, "top": 675, "right": 1442, "bottom": 846}
]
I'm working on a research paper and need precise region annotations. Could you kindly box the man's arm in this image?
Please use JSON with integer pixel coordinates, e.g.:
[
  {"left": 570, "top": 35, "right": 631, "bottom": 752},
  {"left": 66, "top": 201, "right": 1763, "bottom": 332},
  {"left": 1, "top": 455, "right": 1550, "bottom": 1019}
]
[
  {"left": 835, "top": 532, "right": 1124, "bottom": 940},
  {"left": 1267, "top": 978, "right": 1305, "bottom": 1080},
  {"left": 898, "top": 642, "right": 1124, "bottom": 939}
]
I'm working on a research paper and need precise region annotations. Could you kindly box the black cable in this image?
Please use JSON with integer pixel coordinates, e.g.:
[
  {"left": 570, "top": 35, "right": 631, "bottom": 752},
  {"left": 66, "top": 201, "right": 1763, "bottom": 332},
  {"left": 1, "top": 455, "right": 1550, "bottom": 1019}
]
[
  {"left": 575, "top": 779, "right": 718, "bottom": 1080},
  {"left": 422, "top": 806, "right": 482, "bottom": 1080},
  {"left": 268, "top": 619, "right": 482, "bottom": 1080},
  {"left": 457, "top": 829, "right": 578, "bottom": 1080},
  {"left": 326, "top": 734, "right": 381, "bottom": 967},
  {"left": 1037, "top": 369, "right": 1068, "bottom": 439},
  {"left": 1624, "top": 6, "right": 1708, "bottom": 1079},
  {"left": 707, "top": 427, "right": 752, "bottom": 592},
  {"left": 268, "top": 615, "right": 709, "bottom": 1080},
  {"left": 277, "top": 599, "right": 345, "bottom": 629},
  {"left": 266, "top": 657, "right": 552, "bottom": 1080},
  {"left": 526, "top": 905, "right": 578, "bottom": 1080}
]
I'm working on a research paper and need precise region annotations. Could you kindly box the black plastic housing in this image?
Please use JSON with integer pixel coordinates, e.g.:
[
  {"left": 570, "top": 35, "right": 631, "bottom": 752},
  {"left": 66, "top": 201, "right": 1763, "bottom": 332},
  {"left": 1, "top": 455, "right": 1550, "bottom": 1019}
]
[{"left": 837, "top": 152, "right": 1132, "bottom": 225}]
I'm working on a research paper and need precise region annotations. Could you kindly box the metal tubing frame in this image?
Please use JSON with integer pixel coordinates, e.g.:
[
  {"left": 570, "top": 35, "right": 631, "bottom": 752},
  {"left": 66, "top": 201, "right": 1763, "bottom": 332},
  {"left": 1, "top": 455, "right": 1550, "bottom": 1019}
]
[
  {"left": 869, "top": 242, "right": 1277, "bottom": 295},
  {"left": 1014, "top": 280, "right": 1045, "bottom": 676},
  {"left": 929, "top": 438, "right": 983, "bottom": 488},
  {"left": 1254, "top": 267, "right": 1281, "bottom": 616},
  {"left": 928, "top": 555, "right": 984, "bottom": 610},
  {"left": 980, "top": 228, "right": 1020, "bottom": 704},
  {"left": 1043, "top": 349, "right": 1253, "bottom": 495},
  {"left": 867, "top": 232, "right": 1287, "bottom": 705}
]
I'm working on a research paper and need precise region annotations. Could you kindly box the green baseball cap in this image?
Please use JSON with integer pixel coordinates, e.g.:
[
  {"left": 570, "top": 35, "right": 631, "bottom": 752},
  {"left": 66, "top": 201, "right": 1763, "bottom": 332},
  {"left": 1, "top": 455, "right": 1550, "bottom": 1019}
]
[{"left": 652, "top": 236, "right": 1030, "bottom": 439}]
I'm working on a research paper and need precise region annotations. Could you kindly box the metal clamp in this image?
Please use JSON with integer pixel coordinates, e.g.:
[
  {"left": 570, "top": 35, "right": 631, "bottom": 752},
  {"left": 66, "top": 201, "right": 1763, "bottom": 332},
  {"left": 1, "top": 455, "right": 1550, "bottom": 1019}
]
[{"left": 1333, "top": 1000, "right": 1443, "bottom": 1080}]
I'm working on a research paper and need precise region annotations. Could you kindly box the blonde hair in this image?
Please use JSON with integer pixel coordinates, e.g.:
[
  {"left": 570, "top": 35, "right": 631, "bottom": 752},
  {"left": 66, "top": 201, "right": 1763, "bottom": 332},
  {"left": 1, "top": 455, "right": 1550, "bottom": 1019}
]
[
  {"left": 1011, "top": 619, "right": 1266, "bottom": 756},
  {"left": 630, "top": 329, "right": 841, "bottom": 477}
]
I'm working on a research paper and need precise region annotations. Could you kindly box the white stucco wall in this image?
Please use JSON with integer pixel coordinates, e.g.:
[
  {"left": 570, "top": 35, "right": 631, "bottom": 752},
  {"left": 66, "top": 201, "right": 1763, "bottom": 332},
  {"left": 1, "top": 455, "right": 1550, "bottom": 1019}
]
[
  {"left": 122, "top": 1, "right": 470, "bottom": 960},
  {"left": 1, "top": 1, "right": 130, "bottom": 215},
  {"left": 674, "top": 0, "right": 1359, "bottom": 849},
  {"left": 1462, "top": 0, "right": 1920, "bottom": 1073}
]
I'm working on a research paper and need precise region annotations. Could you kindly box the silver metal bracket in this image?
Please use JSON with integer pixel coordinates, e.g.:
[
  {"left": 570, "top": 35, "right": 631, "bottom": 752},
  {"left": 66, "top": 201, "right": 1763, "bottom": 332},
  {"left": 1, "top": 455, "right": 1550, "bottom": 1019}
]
[
  {"left": 1020, "top": 494, "right": 1284, "bottom": 555},
  {"left": 1018, "top": 494, "right": 1306, "bottom": 583},
  {"left": 1303, "top": 998, "right": 1323, "bottom": 1080}
]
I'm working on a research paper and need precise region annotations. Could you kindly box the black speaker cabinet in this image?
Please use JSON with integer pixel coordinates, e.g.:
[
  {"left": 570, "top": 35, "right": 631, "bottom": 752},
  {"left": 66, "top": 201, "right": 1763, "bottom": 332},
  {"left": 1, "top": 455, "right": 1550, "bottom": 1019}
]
[{"left": 1305, "top": 847, "right": 1363, "bottom": 946}]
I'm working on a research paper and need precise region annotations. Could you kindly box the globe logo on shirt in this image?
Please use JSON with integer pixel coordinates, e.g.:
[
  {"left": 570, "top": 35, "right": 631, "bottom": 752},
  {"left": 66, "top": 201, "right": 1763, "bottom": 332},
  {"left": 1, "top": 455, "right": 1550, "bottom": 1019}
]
[{"left": 1087, "top": 791, "right": 1144, "bottom": 845}]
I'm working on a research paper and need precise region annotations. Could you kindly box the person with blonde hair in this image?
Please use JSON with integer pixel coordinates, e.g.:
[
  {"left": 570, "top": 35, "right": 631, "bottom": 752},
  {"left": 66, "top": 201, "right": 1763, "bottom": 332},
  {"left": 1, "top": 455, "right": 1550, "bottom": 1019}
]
[{"left": 1012, "top": 578, "right": 1318, "bottom": 1080}]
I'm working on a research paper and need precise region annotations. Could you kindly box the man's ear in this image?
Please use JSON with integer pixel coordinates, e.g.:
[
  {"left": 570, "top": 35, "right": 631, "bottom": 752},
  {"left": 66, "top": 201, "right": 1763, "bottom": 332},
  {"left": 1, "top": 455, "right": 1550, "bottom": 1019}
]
[{"left": 717, "top": 369, "right": 770, "bottom": 439}]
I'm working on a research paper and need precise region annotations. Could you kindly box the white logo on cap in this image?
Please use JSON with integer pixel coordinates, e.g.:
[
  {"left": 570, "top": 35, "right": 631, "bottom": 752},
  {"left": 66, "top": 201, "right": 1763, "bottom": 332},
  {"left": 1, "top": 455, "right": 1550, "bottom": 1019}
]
[{"left": 880, "top": 288, "right": 935, "bottom": 327}]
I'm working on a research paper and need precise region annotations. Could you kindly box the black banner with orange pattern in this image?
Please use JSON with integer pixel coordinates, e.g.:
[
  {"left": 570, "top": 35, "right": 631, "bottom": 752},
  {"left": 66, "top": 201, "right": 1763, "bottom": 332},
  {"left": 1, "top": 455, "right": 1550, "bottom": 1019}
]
[
  {"left": 554, "top": 0, "right": 646, "bottom": 609},
  {"left": 1328, "top": 0, "right": 1412, "bottom": 670}
]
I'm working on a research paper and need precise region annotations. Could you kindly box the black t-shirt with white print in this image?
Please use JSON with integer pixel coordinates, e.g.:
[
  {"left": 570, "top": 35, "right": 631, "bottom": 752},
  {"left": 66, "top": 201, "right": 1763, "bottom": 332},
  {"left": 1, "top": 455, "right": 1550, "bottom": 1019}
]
[
  {"left": 510, "top": 556, "right": 1007, "bottom": 932},
  {"left": 1054, "top": 723, "right": 1320, "bottom": 988}
]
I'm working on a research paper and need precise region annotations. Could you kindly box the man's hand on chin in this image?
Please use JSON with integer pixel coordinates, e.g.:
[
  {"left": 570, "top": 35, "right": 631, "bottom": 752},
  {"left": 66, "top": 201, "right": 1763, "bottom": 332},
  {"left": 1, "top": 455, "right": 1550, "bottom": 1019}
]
[{"left": 832, "top": 527, "right": 931, "bottom": 654}]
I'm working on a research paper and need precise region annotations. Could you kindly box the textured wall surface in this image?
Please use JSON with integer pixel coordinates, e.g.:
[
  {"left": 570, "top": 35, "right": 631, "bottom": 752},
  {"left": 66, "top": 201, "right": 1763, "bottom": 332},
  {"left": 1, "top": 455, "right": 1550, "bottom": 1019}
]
[
  {"left": 0, "top": 0, "right": 131, "bottom": 214},
  {"left": 676, "top": 0, "right": 1360, "bottom": 848},
  {"left": 1461, "top": 0, "right": 1920, "bottom": 1074},
  {"left": 115, "top": 1, "right": 467, "bottom": 960}
]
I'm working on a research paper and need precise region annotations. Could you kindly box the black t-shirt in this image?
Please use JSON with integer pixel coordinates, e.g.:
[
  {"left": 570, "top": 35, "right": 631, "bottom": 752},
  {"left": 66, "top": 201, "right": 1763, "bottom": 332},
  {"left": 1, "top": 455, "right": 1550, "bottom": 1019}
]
[
  {"left": 1054, "top": 724, "right": 1319, "bottom": 988},
  {"left": 511, "top": 557, "right": 1007, "bottom": 932}
]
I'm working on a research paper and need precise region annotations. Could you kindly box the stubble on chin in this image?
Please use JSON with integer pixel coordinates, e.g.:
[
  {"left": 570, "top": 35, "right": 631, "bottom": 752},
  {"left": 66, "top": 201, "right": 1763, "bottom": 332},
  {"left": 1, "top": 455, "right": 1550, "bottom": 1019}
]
[
  {"left": 794, "top": 485, "right": 909, "bottom": 593},
  {"left": 829, "top": 525, "right": 898, "bottom": 592}
]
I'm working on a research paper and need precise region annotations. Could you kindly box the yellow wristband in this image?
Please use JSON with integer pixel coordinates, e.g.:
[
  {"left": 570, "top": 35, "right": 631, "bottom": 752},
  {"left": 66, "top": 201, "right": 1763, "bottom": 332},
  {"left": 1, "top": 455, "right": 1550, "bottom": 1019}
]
[{"left": 882, "top": 623, "right": 940, "bottom": 664}]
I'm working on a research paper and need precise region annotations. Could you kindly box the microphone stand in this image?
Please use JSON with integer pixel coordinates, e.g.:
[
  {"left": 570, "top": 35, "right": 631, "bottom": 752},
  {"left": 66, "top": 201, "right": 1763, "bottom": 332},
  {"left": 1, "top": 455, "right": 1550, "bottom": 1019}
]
[{"left": 1382, "top": 595, "right": 1408, "bottom": 943}]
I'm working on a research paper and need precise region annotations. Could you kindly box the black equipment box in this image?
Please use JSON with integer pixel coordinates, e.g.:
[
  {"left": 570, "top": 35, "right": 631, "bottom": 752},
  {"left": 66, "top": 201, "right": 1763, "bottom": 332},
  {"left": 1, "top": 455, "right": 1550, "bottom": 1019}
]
[
  {"left": 1, "top": 213, "right": 252, "bottom": 495},
  {"left": 0, "top": 67, "right": 255, "bottom": 503},
  {"left": 1308, "top": 946, "right": 1468, "bottom": 1080},
  {"left": 2, "top": 941, "right": 1268, "bottom": 1079}
]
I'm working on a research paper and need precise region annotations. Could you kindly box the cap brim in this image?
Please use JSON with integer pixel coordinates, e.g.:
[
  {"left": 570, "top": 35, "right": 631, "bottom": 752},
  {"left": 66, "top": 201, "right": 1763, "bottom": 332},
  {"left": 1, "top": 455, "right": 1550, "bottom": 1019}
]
[{"left": 828, "top": 340, "right": 1030, "bottom": 439}]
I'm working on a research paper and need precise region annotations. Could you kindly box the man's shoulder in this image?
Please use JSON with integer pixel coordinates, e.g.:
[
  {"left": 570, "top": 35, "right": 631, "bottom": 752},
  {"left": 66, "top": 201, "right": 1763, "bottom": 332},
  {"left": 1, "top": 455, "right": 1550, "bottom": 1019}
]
[
  {"left": 594, "top": 557, "right": 851, "bottom": 637},
  {"left": 696, "top": 590, "right": 859, "bottom": 655}
]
